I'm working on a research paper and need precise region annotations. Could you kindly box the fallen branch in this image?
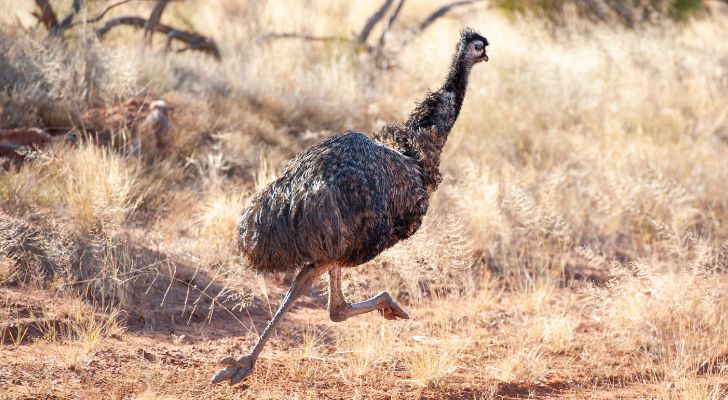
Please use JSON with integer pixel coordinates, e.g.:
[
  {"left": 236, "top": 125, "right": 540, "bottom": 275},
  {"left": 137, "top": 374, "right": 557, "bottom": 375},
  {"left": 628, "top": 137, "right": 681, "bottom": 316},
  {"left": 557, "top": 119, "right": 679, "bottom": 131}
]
[
  {"left": 0, "top": 128, "right": 52, "bottom": 147},
  {"left": 96, "top": 16, "right": 221, "bottom": 60}
]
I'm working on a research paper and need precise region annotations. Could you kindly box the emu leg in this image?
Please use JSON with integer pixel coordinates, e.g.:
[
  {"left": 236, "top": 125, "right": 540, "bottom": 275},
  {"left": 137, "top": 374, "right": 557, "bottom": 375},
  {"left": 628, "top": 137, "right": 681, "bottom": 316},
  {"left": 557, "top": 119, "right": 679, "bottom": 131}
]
[
  {"left": 211, "top": 264, "right": 323, "bottom": 385},
  {"left": 327, "top": 267, "right": 409, "bottom": 322}
]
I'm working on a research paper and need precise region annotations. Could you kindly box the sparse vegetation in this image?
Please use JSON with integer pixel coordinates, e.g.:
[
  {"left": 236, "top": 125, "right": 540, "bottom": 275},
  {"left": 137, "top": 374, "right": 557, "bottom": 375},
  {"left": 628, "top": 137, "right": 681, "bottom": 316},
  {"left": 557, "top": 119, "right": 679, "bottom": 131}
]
[
  {"left": 1, "top": 0, "right": 727, "bottom": 399},
  {"left": 404, "top": 338, "right": 464, "bottom": 386}
]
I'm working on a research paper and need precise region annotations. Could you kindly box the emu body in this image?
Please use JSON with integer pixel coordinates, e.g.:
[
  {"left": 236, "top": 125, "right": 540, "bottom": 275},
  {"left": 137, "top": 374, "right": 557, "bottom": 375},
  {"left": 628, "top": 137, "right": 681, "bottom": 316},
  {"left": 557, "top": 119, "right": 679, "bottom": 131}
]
[
  {"left": 212, "top": 28, "right": 489, "bottom": 386},
  {"left": 239, "top": 131, "right": 428, "bottom": 273}
]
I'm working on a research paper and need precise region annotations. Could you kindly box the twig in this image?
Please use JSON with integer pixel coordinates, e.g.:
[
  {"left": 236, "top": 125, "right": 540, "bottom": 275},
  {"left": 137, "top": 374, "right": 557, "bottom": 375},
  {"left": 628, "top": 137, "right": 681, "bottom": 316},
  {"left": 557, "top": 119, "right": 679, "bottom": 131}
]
[
  {"left": 68, "top": 0, "right": 139, "bottom": 27},
  {"left": 96, "top": 16, "right": 221, "bottom": 60},
  {"left": 358, "top": 0, "right": 394, "bottom": 44},
  {"left": 257, "top": 32, "right": 355, "bottom": 45},
  {"left": 419, "top": 0, "right": 485, "bottom": 32}
]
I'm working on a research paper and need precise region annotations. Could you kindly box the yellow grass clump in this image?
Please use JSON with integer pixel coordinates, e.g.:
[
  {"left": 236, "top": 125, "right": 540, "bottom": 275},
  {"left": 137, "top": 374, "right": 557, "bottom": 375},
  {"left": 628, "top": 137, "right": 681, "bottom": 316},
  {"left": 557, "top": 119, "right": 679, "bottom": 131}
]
[
  {"left": 404, "top": 339, "right": 464, "bottom": 386},
  {"left": 589, "top": 258, "right": 728, "bottom": 382},
  {"left": 61, "top": 144, "right": 141, "bottom": 234}
]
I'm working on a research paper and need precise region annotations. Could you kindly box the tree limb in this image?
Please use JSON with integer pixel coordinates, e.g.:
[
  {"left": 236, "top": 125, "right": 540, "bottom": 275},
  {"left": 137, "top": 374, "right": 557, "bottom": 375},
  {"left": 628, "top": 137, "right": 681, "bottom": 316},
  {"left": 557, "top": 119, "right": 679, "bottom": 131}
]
[
  {"left": 257, "top": 32, "right": 355, "bottom": 44},
  {"left": 52, "top": 0, "right": 82, "bottom": 36},
  {"left": 358, "top": 0, "right": 394, "bottom": 44},
  {"left": 68, "top": 0, "right": 139, "bottom": 27},
  {"left": 376, "top": 0, "right": 406, "bottom": 50},
  {"left": 96, "top": 16, "right": 221, "bottom": 60},
  {"left": 144, "top": 0, "right": 170, "bottom": 43},
  {"left": 32, "top": 0, "right": 58, "bottom": 31}
]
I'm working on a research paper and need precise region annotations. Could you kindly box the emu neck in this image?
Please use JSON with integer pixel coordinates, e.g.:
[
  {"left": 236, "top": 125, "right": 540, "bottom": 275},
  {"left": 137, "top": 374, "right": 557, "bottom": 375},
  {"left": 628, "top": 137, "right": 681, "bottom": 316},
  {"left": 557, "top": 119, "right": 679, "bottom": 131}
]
[
  {"left": 405, "top": 48, "right": 472, "bottom": 136},
  {"left": 401, "top": 46, "right": 473, "bottom": 192},
  {"left": 441, "top": 54, "right": 472, "bottom": 118}
]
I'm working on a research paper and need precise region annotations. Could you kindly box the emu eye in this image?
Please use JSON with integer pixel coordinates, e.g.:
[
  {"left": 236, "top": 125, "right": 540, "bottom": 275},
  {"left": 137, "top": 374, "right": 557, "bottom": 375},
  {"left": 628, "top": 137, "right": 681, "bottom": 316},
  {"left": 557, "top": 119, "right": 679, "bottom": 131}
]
[{"left": 473, "top": 41, "right": 484, "bottom": 51}]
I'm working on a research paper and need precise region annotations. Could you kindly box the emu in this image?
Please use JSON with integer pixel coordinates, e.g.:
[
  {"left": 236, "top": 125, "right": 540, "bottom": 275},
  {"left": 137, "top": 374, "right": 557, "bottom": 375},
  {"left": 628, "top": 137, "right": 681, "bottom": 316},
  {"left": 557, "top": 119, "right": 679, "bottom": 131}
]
[{"left": 212, "top": 28, "right": 489, "bottom": 385}]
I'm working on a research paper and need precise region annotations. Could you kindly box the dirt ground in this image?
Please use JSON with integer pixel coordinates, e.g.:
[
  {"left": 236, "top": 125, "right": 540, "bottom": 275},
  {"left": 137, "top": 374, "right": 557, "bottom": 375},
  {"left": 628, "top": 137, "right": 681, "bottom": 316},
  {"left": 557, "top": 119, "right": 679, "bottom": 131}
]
[{"left": 2, "top": 281, "right": 724, "bottom": 400}]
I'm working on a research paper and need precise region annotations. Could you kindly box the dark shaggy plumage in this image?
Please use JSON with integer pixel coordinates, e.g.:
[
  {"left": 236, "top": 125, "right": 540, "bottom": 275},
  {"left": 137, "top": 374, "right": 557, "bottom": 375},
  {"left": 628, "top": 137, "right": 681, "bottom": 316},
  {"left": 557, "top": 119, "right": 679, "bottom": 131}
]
[{"left": 238, "top": 28, "right": 489, "bottom": 273}]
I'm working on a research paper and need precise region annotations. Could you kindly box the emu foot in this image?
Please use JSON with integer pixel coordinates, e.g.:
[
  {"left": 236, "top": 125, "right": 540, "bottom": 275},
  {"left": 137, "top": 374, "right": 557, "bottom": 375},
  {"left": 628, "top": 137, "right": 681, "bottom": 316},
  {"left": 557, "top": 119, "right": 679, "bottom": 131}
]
[
  {"left": 378, "top": 296, "right": 409, "bottom": 320},
  {"left": 210, "top": 354, "right": 256, "bottom": 385}
]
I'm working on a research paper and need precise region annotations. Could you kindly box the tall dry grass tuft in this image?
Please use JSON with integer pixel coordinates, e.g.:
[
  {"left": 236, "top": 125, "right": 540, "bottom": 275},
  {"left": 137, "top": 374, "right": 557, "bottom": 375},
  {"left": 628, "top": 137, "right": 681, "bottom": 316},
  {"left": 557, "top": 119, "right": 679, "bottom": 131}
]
[
  {"left": 299, "top": 324, "right": 327, "bottom": 359},
  {"left": 1, "top": 144, "right": 141, "bottom": 235},
  {"left": 61, "top": 144, "right": 141, "bottom": 235},
  {"left": 336, "top": 318, "right": 402, "bottom": 378},
  {"left": 404, "top": 339, "right": 464, "bottom": 386},
  {"left": 1, "top": 33, "right": 139, "bottom": 128},
  {"left": 192, "top": 186, "right": 247, "bottom": 263},
  {"left": 494, "top": 343, "right": 550, "bottom": 382},
  {"left": 48, "top": 298, "right": 124, "bottom": 370},
  {"left": 654, "top": 379, "right": 728, "bottom": 400},
  {"left": 589, "top": 258, "right": 728, "bottom": 381}
]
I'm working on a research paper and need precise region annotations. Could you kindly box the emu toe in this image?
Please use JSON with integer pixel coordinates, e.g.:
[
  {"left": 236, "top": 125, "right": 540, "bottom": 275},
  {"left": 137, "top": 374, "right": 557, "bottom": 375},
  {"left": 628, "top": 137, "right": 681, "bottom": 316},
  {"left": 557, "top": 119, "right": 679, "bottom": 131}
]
[
  {"left": 211, "top": 355, "right": 255, "bottom": 385},
  {"left": 379, "top": 300, "right": 409, "bottom": 320}
]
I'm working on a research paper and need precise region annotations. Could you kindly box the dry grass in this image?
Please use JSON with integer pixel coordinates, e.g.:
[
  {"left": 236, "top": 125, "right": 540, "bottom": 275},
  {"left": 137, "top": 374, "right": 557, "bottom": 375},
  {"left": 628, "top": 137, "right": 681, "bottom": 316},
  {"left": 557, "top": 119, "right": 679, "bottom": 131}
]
[
  {"left": 61, "top": 144, "right": 141, "bottom": 234},
  {"left": 654, "top": 379, "right": 728, "bottom": 400},
  {"left": 589, "top": 259, "right": 728, "bottom": 382},
  {"left": 1, "top": 0, "right": 728, "bottom": 398},
  {"left": 0, "top": 143, "right": 140, "bottom": 235},
  {"left": 494, "top": 343, "right": 551, "bottom": 383},
  {"left": 37, "top": 298, "right": 125, "bottom": 370},
  {"left": 404, "top": 339, "right": 464, "bottom": 386},
  {"left": 299, "top": 324, "right": 327, "bottom": 360},
  {"left": 335, "top": 318, "right": 402, "bottom": 379},
  {"left": 0, "top": 256, "right": 18, "bottom": 285},
  {"left": 192, "top": 186, "right": 247, "bottom": 263}
]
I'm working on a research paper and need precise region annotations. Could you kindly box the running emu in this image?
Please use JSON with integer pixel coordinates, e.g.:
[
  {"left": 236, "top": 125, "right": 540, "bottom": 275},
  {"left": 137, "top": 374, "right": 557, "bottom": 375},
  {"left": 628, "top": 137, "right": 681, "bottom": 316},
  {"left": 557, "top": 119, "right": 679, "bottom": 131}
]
[{"left": 212, "top": 28, "right": 489, "bottom": 385}]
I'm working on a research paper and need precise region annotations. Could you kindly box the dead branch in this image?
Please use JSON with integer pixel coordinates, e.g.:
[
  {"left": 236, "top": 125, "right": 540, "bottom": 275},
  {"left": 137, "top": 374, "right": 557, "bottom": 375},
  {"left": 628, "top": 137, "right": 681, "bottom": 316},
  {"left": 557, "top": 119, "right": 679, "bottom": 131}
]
[
  {"left": 376, "top": 0, "right": 406, "bottom": 50},
  {"left": 96, "top": 16, "right": 221, "bottom": 60},
  {"left": 257, "top": 32, "right": 356, "bottom": 45},
  {"left": 53, "top": 0, "right": 81, "bottom": 35},
  {"left": 33, "top": 0, "right": 82, "bottom": 37},
  {"left": 419, "top": 0, "right": 485, "bottom": 32},
  {"left": 261, "top": 0, "right": 406, "bottom": 52},
  {"left": 358, "top": 0, "right": 394, "bottom": 44},
  {"left": 144, "top": 0, "right": 170, "bottom": 44},
  {"left": 32, "top": 0, "right": 58, "bottom": 31},
  {"left": 68, "top": 0, "right": 139, "bottom": 27},
  {"left": 0, "top": 128, "right": 52, "bottom": 147}
]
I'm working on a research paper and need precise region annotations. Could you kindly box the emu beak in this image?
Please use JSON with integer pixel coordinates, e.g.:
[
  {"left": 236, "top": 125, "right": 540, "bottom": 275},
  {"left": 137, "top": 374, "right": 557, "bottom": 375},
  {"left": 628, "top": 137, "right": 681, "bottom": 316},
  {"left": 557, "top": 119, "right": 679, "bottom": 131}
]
[{"left": 482, "top": 52, "right": 489, "bottom": 62}]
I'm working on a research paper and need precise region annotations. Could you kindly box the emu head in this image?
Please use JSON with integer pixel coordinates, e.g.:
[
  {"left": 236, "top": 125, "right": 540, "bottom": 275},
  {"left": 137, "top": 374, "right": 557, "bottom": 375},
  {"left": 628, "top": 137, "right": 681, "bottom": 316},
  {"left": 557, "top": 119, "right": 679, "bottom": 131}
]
[{"left": 459, "top": 28, "right": 489, "bottom": 64}]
